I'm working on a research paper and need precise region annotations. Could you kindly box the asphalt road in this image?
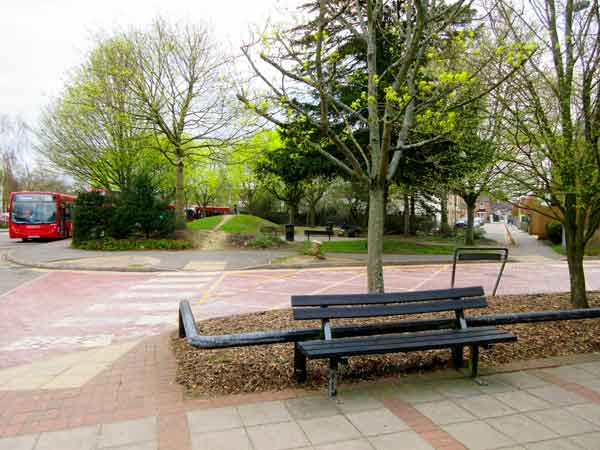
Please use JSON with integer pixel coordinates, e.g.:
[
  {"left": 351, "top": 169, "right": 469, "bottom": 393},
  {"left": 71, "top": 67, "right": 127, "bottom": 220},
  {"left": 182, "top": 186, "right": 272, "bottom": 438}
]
[{"left": 0, "top": 231, "right": 45, "bottom": 296}]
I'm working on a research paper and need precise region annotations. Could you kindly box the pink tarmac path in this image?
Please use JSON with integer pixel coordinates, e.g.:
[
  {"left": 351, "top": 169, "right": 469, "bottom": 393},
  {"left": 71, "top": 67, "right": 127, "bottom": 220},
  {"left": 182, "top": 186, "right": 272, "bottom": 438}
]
[{"left": 1, "top": 260, "right": 600, "bottom": 369}]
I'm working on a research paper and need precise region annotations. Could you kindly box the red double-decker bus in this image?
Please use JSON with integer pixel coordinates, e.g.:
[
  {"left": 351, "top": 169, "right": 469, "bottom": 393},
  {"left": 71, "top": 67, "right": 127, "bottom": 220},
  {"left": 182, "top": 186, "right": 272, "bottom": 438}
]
[{"left": 8, "top": 192, "right": 76, "bottom": 241}]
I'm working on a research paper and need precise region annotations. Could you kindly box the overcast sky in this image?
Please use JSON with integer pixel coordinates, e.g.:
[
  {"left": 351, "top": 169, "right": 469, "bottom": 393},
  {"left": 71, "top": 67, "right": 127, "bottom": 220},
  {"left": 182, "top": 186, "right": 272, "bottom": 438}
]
[{"left": 0, "top": 0, "right": 297, "bottom": 127}]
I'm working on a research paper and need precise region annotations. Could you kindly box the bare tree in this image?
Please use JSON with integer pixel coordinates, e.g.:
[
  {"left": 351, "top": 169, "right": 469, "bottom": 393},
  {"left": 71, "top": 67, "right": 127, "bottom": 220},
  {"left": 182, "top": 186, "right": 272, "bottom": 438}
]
[
  {"left": 120, "top": 18, "right": 247, "bottom": 228},
  {"left": 0, "top": 115, "right": 29, "bottom": 210}
]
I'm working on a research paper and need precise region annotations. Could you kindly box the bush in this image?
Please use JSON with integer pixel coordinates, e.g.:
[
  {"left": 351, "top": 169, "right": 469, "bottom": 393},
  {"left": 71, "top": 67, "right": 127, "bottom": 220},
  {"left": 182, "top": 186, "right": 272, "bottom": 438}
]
[
  {"left": 72, "top": 238, "right": 192, "bottom": 251},
  {"left": 110, "top": 174, "right": 175, "bottom": 239},
  {"left": 247, "top": 234, "right": 285, "bottom": 249},
  {"left": 547, "top": 221, "right": 563, "bottom": 244},
  {"left": 473, "top": 226, "right": 487, "bottom": 240},
  {"left": 72, "top": 191, "right": 114, "bottom": 244},
  {"left": 74, "top": 174, "right": 176, "bottom": 245}
]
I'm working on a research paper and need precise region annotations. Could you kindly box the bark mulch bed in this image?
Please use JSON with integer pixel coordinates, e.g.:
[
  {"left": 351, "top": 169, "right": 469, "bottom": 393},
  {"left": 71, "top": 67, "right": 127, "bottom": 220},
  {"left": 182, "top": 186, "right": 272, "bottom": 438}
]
[{"left": 171, "top": 292, "right": 600, "bottom": 397}]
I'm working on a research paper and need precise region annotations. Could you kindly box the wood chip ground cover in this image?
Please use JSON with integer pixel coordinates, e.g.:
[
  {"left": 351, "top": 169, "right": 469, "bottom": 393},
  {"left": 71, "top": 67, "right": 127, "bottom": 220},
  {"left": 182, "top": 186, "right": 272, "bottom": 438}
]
[{"left": 171, "top": 292, "right": 600, "bottom": 397}]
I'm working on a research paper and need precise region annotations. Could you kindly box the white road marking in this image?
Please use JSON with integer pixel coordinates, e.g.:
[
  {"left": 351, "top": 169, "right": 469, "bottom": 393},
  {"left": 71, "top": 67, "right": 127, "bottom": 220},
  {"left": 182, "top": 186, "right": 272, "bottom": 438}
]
[
  {"left": 88, "top": 302, "right": 179, "bottom": 312},
  {"left": 134, "top": 315, "right": 175, "bottom": 325},
  {"left": 129, "top": 284, "right": 207, "bottom": 290},
  {"left": 51, "top": 316, "right": 131, "bottom": 327},
  {"left": 113, "top": 291, "right": 198, "bottom": 299},
  {"left": 158, "top": 272, "right": 219, "bottom": 277},
  {"left": 2, "top": 335, "right": 113, "bottom": 351}
]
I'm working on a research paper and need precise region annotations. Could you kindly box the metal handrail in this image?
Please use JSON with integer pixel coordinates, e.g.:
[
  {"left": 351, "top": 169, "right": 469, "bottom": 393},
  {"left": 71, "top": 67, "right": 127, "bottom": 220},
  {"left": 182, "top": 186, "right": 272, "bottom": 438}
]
[{"left": 452, "top": 247, "right": 509, "bottom": 296}]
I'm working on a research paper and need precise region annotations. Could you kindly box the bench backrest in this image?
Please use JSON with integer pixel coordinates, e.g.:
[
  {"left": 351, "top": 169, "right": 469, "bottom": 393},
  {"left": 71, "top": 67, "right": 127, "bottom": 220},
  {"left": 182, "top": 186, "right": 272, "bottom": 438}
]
[{"left": 291, "top": 286, "right": 486, "bottom": 323}]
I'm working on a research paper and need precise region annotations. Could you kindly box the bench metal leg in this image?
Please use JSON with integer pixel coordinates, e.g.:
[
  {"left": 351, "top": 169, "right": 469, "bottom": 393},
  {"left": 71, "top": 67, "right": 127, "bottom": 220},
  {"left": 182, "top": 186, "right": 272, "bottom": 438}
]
[
  {"left": 328, "top": 358, "right": 338, "bottom": 398},
  {"left": 452, "top": 346, "right": 464, "bottom": 369},
  {"left": 294, "top": 343, "right": 307, "bottom": 384},
  {"left": 470, "top": 345, "right": 479, "bottom": 378}
]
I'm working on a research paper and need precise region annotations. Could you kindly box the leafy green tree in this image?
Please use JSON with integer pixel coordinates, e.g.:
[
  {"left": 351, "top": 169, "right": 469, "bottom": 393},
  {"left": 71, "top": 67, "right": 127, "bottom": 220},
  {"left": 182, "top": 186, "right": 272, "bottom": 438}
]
[
  {"left": 238, "top": 1, "right": 521, "bottom": 292},
  {"left": 38, "top": 38, "right": 146, "bottom": 191},
  {"left": 489, "top": 0, "right": 600, "bottom": 308}
]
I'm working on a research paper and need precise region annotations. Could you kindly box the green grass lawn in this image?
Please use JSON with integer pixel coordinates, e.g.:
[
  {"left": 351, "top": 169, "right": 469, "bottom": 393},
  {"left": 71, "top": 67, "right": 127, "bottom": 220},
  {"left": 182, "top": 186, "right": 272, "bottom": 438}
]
[
  {"left": 219, "top": 214, "right": 281, "bottom": 234},
  {"left": 187, "top": 215, "right": 224, "bottom": 231},
  {"left": 298, "top": 239, "right": 457, "bottom": 255}
]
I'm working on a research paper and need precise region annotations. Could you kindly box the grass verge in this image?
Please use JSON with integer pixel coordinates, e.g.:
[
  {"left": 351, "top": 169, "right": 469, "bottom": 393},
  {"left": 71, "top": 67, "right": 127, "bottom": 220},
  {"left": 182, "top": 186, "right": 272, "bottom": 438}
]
[
  {"left": 220, "top": 214, "right": 281, "bottom": 234},
  {"left": 187, "top": 215, "right": 223, "bottom": 230},
  {"left": 296, "top": 239, "right": 456, "bottom": 255}
]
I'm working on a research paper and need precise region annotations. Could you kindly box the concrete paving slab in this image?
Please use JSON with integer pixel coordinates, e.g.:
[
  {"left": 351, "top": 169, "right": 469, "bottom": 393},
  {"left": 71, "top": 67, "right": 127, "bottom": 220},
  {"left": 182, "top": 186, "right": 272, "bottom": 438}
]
[
  {"left": 393, "top": 382, "right": 446, "bottom": 403},
  {"left": 524, "top": 438, "right": 584, "bottom": 450},
  {"left": 313, "top": 438, "right": 373, "bottom": 450},
  {"left": 298, "top": 415, "right": 361, "bottom": 445},
  {"left": 35, "top": 425, "right": 99, "bottom": 450},
  {"left": 284, "top": 396, "right": 340, "bottom": 420},
  {"left": 414, "top": 399, "right": 476, "bottom": 425},
  {"left": 368, "top": 430, "right": 435, "bottom": 450},
  {"left": 334, "top": 392, "right": 384, "bottom": 413},
  {"left": 238, "top": 401, "right": 292, "bottom": 427},
  {"left": 568, "top": 431, "right": 600, "bottom": 449},
  {"left": 486, "top": 414, "right": 558, "bottom": 444},
  {"left": 246, "top": 421, "right": 310, "bottom": 450},
  {"left": 527, "top": 385, "right": 588, "bottom": 406},
  {"left": 345, "top": 408, "right": 409, "bottom": 436},
  {"left": 493, "top": 390, "right": 553, "bottom": 412},
  {"left": 526, "top": 408, "right": 598, "bottom": 436},
  {"left": 489, "top": 372, "right": 549, "bottom": 390},
  {"left": 566, "top": 403, "right": 600, "bottom": 427},
  {"left": 442, "top": 420, "right": 516, "bottom": 450},
  {"left": 187, "top": 406, "right": 243, "bottom": 433},
  {"left": 190, "top": 428, "right": 252, "bottom": 450},
  {"left": 0, "top": 434, "right": 38, "bottom": 450},
  {"left": 455, "top": 395, "right": 517, "bottom": 419},
  {"left": 431, "top": 378, "right": 485, "bottom": 398},
  {"left": 98, "top": 417, "right": 156, "bottom": 449}
]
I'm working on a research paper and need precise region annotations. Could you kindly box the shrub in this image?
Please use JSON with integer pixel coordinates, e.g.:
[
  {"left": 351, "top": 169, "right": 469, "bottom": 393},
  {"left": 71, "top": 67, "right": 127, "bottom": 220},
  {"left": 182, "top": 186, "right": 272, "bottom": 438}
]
[
  {"left": 109, "top": 174, "right": 175, "bottom": 239},
  {"left": 546, "top": 221, "right": 563, "bottom": 244},
  {"left": 473, "top": 226, "right": 487, "bottom": 240},
  {"left": 247, "top": 234, "right": 285, "bottom": 249},
  {"left": 72, "top": 191, "right": 114, "bottom": 244},
  {"left": 72, "top": 238, "right": 192, "bottom": 251}
]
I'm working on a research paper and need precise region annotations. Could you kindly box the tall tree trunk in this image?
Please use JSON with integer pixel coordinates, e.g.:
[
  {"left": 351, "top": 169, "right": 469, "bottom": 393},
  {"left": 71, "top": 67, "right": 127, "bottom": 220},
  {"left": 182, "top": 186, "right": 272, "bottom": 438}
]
[
  {"left": 465, "top": 202, "right": 476, "bottom": 246},
  {"left": 410, "top": 194, "right": 416, "bottom": 235},
  {"left": 309, "top": 204, "right": 317, "bottom": 227},
  {"left": 440, "top": 193, "right": 451, "bottom": 235},
  {"left": 288, "top": 204, "right": 298, "bottom": 225},
  {"left": 403, "top": 192, "right": 410, "bottom": 236},
  {"left": 367, "top": 184, "right": 385, "bottom": 293},
  {"left": 175, "top": 149, "right": 186, "bottom": 229},
  {"left": 565, "top": 225, "right": 589, "bottom": 308}
]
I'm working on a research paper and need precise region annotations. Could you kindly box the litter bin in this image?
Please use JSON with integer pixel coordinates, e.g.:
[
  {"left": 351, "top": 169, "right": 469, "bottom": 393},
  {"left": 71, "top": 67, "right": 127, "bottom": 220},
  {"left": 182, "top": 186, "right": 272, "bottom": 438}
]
[{"left": 285, "top": 224, "right": 295, "bottom": 241}]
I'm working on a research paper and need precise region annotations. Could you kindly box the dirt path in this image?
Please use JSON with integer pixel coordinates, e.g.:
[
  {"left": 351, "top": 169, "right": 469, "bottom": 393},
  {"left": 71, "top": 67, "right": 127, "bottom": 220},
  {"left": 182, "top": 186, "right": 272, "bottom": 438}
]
[
  {"left": 198, "top": 215, "right": 235, "bottom": 250},
  {"left": 214, "top": 214, "right": 234, "bottom": 231}
]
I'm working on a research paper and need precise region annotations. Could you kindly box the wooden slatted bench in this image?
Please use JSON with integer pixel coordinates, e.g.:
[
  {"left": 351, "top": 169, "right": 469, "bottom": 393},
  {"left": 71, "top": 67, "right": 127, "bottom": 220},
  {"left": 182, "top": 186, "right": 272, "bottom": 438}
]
[
  {"left": 304, "top": 228, "right": 334, "bottom": 240},
  {"left": 291, "top": 286, "right": 517, "bottom": 397}
]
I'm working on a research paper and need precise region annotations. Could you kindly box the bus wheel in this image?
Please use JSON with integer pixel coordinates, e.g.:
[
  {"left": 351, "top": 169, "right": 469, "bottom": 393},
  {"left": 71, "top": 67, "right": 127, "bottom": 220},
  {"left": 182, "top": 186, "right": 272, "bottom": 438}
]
[{"left": 21, "top": 238, "right": 29, "bottom": 243}]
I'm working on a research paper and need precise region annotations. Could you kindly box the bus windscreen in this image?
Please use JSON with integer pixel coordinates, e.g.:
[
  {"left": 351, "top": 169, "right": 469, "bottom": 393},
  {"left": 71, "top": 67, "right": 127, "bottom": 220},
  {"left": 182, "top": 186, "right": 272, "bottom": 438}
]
[{"left": 11, "top": 194, "right": 58, "bottom": 224}]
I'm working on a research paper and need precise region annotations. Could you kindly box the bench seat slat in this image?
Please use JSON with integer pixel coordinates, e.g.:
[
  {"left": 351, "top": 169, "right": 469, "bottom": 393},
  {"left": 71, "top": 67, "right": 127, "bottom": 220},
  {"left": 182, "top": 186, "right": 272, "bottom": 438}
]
[
  {"left": 293, "top": 297, "right": 487, "bottom": 320},
  {"left": 458, "top": 253, "right": 503, "bottom": 261},
  {"left": 298, "top": 328, "right": 515, "bottom": 358},
  {"left": 299, "top": 326, "right": 502, "bottom": 350},
  {"left": 291, "top": 286, "right": 484, "bottom": 307}
]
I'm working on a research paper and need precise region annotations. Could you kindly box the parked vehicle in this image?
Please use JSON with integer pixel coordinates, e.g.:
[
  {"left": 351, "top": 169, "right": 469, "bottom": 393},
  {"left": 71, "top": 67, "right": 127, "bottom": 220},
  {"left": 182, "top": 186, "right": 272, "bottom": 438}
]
[{"left": 8, "top": 191, "right": 76, "bottom": 241}]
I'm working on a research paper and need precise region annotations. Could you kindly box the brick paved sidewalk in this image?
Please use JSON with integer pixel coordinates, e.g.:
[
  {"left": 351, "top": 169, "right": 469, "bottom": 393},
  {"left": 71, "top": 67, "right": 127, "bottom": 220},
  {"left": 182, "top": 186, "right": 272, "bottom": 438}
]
[{"left": 1, "top": 331, "right": 600, "bottom": 450}]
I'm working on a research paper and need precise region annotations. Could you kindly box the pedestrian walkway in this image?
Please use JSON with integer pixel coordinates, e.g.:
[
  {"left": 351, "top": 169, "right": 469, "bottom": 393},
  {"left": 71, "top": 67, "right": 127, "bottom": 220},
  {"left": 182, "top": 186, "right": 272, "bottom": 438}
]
[
  {"left": 0, "top": 331, "right": 599, "bottom": 450},
  {"left": 484, "top": 223, "right": 560, "bottom": 261}
]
